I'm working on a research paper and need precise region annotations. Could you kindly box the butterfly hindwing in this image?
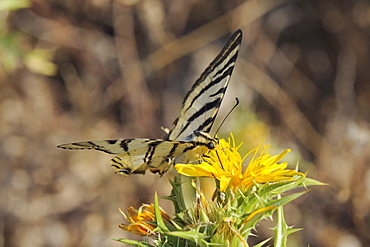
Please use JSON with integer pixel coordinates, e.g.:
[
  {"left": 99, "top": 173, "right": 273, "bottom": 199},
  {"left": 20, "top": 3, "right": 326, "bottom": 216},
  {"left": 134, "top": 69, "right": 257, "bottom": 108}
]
[
  {"left": 58, "top": 139, "right": 201, "bottom": 175},
  {"left": 57, "top": 139, "right": 137, "bottom": 155},
  {"left": 110, "top": 140, "right": 196, "bottom": 175},
  {"left": 58, "top": 30, "right": 242, "bottom": 175}
]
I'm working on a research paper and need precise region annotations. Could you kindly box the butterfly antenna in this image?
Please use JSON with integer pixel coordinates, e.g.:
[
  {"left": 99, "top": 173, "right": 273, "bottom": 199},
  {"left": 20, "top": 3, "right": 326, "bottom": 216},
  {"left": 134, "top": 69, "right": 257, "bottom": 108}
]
[
  {"left": 214, "top": 97, "right": 239, "bottom": 135},
  {"left": 215, "top": 150, "right": 224, "bottom": 170}
]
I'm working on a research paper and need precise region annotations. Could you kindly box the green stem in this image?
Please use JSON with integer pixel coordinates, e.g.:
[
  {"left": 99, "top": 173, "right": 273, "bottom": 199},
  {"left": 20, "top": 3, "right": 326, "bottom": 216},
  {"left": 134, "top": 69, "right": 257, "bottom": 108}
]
[{"left": 274, "top": 195, "right": 286, "bottom": 247}]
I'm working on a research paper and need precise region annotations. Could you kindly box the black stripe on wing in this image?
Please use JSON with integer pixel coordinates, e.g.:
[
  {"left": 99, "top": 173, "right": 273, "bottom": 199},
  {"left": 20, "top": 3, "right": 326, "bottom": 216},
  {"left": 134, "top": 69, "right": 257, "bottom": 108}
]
[
  {"left": 182, "top": 30, "right": 242, "bottom": 108},
  {"left": 177, "top": 97, "right": 221, "bottom": 138},
  {"left": 184, "top": 49, "right": 240, "bottom": 113}
]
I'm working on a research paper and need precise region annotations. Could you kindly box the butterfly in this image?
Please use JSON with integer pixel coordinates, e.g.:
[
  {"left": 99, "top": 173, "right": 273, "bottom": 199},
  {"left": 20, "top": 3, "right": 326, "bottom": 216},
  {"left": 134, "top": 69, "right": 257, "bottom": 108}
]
[{"left": 58, "top": 30, "right": 242, "bottom": 176}]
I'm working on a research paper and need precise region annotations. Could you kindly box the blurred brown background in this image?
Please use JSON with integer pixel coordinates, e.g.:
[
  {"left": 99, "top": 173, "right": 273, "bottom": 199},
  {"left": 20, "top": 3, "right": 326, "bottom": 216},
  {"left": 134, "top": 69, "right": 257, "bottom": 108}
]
[{"left": 1, "top": 0, "right": 370, "bottom": 246}]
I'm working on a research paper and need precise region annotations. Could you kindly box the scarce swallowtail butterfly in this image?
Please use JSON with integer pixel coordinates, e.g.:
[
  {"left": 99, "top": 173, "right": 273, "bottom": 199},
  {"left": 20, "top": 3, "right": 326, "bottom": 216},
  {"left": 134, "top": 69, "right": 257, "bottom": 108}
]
[{"left": 58, "top": 30, "right": 242, "bottom": 176}]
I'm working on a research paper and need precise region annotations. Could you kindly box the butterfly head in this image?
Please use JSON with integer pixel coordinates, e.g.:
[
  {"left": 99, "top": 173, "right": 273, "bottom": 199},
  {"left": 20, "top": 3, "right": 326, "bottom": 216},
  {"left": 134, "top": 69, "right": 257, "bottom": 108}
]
[{"left": 193, "top": 130, "right": 219, "bottom": 150}]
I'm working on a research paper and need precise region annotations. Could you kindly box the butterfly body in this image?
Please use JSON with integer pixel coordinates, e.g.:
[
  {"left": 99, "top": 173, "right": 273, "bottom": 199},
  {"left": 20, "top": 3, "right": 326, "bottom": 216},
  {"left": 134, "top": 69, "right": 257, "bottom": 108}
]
[{"left": 58, "top": 30, "right": 242, "bottom": 176}]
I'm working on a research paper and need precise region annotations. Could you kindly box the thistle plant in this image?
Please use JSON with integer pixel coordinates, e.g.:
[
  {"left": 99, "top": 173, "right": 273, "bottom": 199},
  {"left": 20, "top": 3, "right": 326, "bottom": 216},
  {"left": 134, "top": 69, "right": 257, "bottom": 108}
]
[{"left": 114, "top": 134, "right": 323, "bottom": 246}]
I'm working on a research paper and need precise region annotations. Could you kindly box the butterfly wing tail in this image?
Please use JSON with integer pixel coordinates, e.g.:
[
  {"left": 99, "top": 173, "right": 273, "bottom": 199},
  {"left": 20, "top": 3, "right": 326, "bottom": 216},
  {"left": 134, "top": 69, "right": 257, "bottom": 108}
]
[{"left": 57, "top": 140, "right": 127, "bottom": 155}]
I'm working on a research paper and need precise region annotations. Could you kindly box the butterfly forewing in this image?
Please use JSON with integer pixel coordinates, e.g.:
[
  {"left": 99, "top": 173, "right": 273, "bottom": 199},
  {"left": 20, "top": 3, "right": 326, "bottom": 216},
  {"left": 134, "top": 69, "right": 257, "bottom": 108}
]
[
  {"left": 165, "top": 30, "right": 242, "bottom": 142},
  {"left": 58, "top": 30, "right": 242, "bottom": 175}
]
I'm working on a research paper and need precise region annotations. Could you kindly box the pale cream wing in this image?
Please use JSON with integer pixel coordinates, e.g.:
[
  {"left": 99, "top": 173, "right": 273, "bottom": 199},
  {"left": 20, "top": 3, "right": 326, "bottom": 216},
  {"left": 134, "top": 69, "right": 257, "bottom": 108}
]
[
  {"left": 165, "top": 30, "right": 242, "bottom": 142},
  {"left": 58, "top": 139, "right": 197, "bottom": 175},
  {"left": 57, "top": 139, "right": 140, "bottom": 155}
]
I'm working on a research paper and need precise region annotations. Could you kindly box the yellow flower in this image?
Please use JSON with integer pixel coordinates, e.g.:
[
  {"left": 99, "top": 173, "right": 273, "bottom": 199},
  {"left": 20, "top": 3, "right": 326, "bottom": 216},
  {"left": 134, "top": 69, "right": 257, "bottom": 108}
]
[
  {"left": 119, "top": 203, "right": 171, "bottom": 236},
  {"left": 175, "top": 134, "right": 304, "bottom": 192}
]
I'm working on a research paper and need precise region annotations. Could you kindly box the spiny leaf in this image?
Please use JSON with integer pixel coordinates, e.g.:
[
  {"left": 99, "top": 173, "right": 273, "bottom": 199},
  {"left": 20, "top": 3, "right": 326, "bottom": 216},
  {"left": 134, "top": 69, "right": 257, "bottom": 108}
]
[
  {"left": 253, "top": 237, "right": 272, "bottom": 247},
  {"left": 154, "top": 192, "right": 169, "bottom": 232},
  {"left": 112, "top": 238, "right": 152, "bottom": 246},
  {"left": 164, "top": 176, "right": 188, "bottom": 214},
  {"left": 167, "top": 229, "right": 210, "bottom": 247},
  {"left": 269, "top": 191, "right": 308, "bottom": 208}
]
